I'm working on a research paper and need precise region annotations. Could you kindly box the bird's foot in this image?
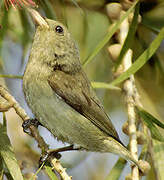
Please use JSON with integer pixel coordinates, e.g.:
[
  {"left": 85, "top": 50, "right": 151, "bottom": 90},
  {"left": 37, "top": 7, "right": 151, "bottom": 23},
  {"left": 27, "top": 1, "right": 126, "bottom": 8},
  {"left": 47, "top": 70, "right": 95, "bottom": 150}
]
[
  {"left": 39, "top": 151, "right": 62, "bottom": 167},
  {"left": 39, "top": 145, "right": 82, "bottom": 167},
  {"left": 22, "top": 118, "right": 41, "bottom": 135}
]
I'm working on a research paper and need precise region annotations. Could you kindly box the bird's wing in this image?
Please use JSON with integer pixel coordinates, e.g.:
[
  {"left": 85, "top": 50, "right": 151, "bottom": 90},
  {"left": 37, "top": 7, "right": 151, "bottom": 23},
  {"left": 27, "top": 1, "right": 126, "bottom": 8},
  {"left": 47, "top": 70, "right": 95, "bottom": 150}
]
[{"left": 48, "top": 69, "right": 120, "bottom": 141}]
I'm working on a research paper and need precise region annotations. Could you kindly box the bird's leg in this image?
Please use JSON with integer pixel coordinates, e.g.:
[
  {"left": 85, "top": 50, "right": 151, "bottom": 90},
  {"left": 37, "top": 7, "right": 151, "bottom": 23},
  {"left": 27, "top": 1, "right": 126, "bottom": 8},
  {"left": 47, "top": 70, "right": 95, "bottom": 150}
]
[
  {"left": 22, "top": 118, "right": 42, "bottom": 135},
  {"left": 39, "top": 145, "right": 82, "bottom": 167},
  {"left": 48, "top": 144, "right": 82, "bottom": 154}
]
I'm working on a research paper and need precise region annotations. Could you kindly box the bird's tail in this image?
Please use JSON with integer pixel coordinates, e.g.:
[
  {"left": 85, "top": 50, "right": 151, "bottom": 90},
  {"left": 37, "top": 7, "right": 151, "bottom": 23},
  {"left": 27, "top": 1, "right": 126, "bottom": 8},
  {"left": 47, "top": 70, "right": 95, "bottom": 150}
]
[{"left": 103, "top": 138, "right": 140, "bottom": 168}]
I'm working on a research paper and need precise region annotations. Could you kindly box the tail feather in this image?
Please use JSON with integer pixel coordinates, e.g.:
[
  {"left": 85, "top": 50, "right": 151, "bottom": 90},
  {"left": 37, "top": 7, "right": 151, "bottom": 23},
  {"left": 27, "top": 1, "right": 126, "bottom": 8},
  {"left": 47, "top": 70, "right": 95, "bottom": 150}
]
[{"left": 103, "top": 138, "right": 140, "bottom": 168}]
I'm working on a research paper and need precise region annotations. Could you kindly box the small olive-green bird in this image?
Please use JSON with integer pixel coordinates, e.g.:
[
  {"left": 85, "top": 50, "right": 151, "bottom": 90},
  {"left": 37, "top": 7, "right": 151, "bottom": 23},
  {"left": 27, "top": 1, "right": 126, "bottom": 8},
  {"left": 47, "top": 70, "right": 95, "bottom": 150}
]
[{"left": 23, "top": 18, "right": 140, "bottom": 168}]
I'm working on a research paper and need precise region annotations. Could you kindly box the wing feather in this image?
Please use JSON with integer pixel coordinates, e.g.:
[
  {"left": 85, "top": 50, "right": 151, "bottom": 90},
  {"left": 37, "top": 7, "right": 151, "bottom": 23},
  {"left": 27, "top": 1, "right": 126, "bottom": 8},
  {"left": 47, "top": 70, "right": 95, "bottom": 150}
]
[{"left": 48, "top": 69, "right": 120, "bottom": 141}]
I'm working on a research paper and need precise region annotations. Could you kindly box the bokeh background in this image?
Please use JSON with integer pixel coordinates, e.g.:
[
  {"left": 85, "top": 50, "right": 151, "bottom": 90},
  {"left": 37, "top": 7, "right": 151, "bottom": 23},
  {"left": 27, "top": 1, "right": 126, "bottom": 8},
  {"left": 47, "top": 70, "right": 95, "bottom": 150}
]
[{"left": 0, "top": 0, "right": 164, "bottom": 179}]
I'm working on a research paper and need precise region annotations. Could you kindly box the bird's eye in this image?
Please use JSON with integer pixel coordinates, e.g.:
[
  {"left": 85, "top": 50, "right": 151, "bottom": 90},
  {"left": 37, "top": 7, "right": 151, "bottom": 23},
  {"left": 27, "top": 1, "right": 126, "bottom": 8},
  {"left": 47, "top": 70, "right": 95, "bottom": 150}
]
[{"left": 55, "top": 25, "right": 64, "bottom": 34}]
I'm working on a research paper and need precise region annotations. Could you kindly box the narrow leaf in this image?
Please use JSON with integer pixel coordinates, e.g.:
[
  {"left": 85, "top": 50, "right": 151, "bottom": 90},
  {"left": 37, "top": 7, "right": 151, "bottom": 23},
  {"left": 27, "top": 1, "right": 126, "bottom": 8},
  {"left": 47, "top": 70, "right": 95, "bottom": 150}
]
[
  {"left": 105, "top": 158, "right": 127, "bottom": 180},
  {"left": 136, "top": 108, "right": 164, "bottom": 142},
  {"left": 110, "top": 27, "right": 164, "bottom": 86},
  {"left": 0, "top": 114, "right": 23, "bottom": 180},
  {"left": 83, "top": 0, "right": 139, "bottom": 66},
  {"left": 91, "top": 82, "right": 121, "bottom": 91},
  {"left": 29, "top": 163, "right": 45, "bottom": 180},
  {"left": 0, "top": 5, "right": 9, "bottom": 51},
  {"left": 0, "top": 74, "right": 23, "bottom": 79},
  {"left": 115, "top": 2, "right": 140, "bottom": 69},
  {"left": 137, "top": 34, "right": 164, "bottom": 75},
  {"left": 137, "top": 106, "right": 164, "bottom": 129},
  {"left": 45, "top": 165, "right": 58, "bottom": 180}
]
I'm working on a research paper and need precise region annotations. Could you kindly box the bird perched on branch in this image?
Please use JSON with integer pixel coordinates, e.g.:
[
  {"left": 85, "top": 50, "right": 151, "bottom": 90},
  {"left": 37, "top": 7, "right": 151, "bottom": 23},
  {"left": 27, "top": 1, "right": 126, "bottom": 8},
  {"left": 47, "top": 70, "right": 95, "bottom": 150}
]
[{"left": 22, "top": 18, "right": 148, "bottom": 172}]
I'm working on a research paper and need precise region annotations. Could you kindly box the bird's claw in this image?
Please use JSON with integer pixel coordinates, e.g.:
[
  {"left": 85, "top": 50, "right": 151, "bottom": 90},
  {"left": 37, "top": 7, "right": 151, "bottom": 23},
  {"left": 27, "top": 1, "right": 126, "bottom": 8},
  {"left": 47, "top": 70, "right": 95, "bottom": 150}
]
[
  {"left": 22, "top": 118, "right": 41, "bottom": 135},
  {"left": 38, "top": 145, "right": 82, "bottom": 167},
  {"left": 39, "top": 151, "right": 62, "bottom": 168}
]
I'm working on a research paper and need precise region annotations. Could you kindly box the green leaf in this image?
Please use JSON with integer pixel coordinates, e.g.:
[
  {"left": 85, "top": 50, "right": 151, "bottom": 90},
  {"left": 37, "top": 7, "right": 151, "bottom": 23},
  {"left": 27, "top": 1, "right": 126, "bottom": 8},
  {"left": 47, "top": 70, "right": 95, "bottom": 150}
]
[
  {"left": 115, "top": 2, "right": 140, "bottom": 69},
  {"left": 110, "top": 27, "right": 164, "bottom": 86},
  {"left": 29, "top": 162, "right": 45, "bottom": 180},
  {"left": 137, "top": 106, "right": 164, "bottom": 129},
  {"left": 0, "top": 5, "right": 9, "bottom": 51},
  {"left": 83, "top": 0, "right": 139, "bottom": 66},
  {"left": 137, "top": 33, "right": 164, "bottom": 75},
  {"left": 136, "top": 107, "right": 164, "bottom": 142},
  {"left": 91, "top": 81, "right": 121, "bottom": 91},
  {"left": 0, "top": 113, "right": 24, "bottom": 180},
  {"left": 45, "top": 165, "right": 58, "bottom": 180},
  {"left": 0, "top": 74, "right": 23, "bottom": 79},
  {"left": 105, "top": 158, "right": 127, "bottom": 180}
]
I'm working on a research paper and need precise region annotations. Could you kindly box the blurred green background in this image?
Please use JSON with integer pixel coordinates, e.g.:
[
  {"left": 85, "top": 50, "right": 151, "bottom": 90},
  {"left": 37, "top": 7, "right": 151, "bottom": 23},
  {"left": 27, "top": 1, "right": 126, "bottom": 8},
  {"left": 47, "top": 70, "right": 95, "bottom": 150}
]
[{"left": 0, "top": 0, "right": 164, "bottom": 179}]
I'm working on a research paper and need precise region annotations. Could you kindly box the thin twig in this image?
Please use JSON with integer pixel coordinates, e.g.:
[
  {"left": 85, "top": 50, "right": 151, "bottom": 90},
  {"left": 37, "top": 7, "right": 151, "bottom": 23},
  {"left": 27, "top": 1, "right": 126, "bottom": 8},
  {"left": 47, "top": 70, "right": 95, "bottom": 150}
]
[
  {"left": 51, "top": 159, "right": 72, "bottom": 180},
  {"left": 120, "top": 22, "right": 139, "bottom": 180},
  {"left": 106, "top": 3, "right": 140, "bottom": 179},
  {"left": 0, "top": 96, "right": 12, "bottom": 111}
]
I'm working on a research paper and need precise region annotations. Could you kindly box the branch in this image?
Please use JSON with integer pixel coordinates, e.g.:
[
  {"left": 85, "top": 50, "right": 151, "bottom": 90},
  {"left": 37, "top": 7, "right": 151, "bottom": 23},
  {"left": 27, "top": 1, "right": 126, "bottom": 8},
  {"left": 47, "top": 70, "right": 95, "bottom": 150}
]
[
  {"left": 123, "top": 55, "right": 139, "bottom": 179},
  {"left": 0, "top": 85, "right": 71, "bottom": 180},
  {"left": 107, "top": 2, "right": 140, "bottom": 179},
  {"left": 51, "top": 159, "right": 72, "bottom": 180},
  {"left": 119, "top": 13, "right": 139, "bottom": 180}
]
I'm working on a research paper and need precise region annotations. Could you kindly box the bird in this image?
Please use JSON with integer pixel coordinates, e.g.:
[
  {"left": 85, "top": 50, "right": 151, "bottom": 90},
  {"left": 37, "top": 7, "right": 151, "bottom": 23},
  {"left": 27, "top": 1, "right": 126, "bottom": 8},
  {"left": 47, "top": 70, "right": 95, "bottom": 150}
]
[{"left": 23, "top": 18, "right": 141, "bottom": 168}]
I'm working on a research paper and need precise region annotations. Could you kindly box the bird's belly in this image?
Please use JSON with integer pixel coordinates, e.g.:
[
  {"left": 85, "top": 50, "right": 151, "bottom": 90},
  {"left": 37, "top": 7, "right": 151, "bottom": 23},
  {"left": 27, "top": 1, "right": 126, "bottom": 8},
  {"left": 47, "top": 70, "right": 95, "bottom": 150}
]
[{"left": 23, "top": 80, "right": 107, "bottom": 150}]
